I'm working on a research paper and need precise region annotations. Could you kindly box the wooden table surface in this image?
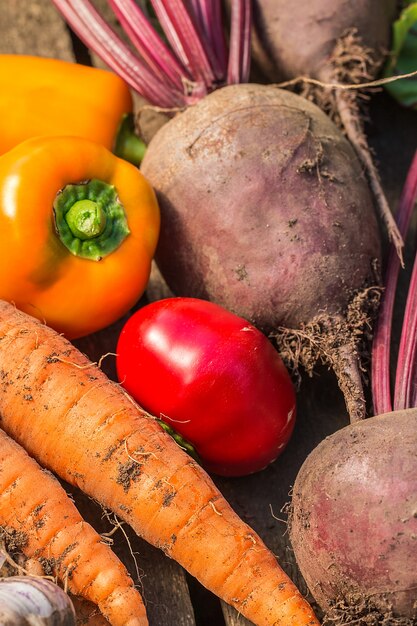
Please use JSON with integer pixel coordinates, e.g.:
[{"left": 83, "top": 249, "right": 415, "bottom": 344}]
[{"left": 1, "top": 3, "right": 416, "bottom": 625}]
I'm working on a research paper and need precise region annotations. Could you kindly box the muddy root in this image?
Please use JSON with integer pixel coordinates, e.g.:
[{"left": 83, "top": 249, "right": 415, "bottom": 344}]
[{"left": 271, "top": 286, "right": 382, "bottom": 423}]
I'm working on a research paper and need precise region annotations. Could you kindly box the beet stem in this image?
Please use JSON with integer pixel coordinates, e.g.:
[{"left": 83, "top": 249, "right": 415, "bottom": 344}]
[
  {"left": 392, "top": 151, "right": 417, "bottom": 409},
  {"left": 108, "top": 0, "right": 190, "bottom": 92},
  {"left": 188, "top": 0, "right": 228, "bottom": 81},
  {"left": 149, "top": 0, "right": 216, "bottom": 93},
  {"left": 395, "top": 258, "right": 417, "bottom": 409},
  {"left": 371, "top": 150, "right": 417, "bottom": 414},
  {"left": 54, "top": 0, "right": 249, "bottom": 107},
  {"left": 51, "top": 0, "right": 183, "bottom": 107},
  {"left": 227, "top": 0, "right": 252, "bottom": 84}
]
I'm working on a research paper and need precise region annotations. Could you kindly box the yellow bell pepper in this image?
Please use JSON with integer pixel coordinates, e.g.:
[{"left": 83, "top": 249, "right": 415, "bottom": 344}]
[
  {"left": 0, "top": 135, "right": 160, "bottom": 338},
  {"left": 0, "top": 55, "right": 145, "bottom": 165}
]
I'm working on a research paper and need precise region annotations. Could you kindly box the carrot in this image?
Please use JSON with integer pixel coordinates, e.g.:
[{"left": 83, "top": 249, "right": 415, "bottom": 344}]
[
  {"left": 0, "top": 301, "right": 319, "bottom": 626},
  {"left": 71, "top": 597, "right": 112, "bottom": 626},
  {"left": 0, "top": 426, "right": 148, "bottom": 626}
]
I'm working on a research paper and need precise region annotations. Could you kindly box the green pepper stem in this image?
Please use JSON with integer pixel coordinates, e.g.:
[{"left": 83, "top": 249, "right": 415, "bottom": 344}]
[
  {"left": 65, "top": 199, "right": 107, "bottom": 240},
  {"left": 114, "top": 113, "right": 147, "bottom": 166},
  {"left": 54, "top": 179, "right": 130, "bottom": 261}
]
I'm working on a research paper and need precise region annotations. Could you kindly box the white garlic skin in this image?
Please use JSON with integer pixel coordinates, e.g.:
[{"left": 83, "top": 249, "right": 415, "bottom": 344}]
[{"left": 0, "top": 577, "right": 76, "bottom": 626}]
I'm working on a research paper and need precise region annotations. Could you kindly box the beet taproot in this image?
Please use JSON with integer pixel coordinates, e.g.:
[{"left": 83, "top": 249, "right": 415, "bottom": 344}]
[
  {"left": 251, "top": 0, "right": 402, "bottom": 257},
  {"left": 289, "top": 409, "right": 417, "bottom": 623},
  {"left": 140, "top": 83, "right": 381, "bottom": 421}
]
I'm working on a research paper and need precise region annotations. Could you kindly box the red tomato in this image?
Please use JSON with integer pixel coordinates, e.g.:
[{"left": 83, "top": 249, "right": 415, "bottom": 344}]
[{"left": 116, "top": 297, "right": 296, "bottom": 476}]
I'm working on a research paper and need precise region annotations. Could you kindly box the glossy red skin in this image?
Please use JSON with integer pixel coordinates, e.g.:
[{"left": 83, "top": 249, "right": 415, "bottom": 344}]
[{"left": 116, "top": 297, "right": 296, "bottom": 476}]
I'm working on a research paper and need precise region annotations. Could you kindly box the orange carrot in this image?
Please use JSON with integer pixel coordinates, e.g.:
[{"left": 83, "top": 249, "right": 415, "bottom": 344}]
[
  {"left": 0, "top": 426, "right": 148, "bottom": 626},
  {"left": 0, "top": 301, "right": 319, "bottom": 626},
  {"left": 71, "top": 596, "right": 112, "bottom": 626}
]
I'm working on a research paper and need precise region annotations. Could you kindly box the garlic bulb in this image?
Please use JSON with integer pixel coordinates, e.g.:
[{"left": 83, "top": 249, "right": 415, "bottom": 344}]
[{"left": 0, "top": 576, "right": 76, "bottom": 626}]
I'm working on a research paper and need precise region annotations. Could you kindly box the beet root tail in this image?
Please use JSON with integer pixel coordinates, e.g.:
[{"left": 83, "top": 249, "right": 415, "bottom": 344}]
[
  {"left": 328, "top": 343, "right": 366, "bottom": 422},
  {"left": 333, "top": 87, "right": 403, "bottom": 263}
]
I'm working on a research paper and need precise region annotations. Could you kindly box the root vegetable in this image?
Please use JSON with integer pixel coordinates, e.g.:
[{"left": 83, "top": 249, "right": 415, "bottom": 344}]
[
  {"left": 0, "top": 577, "right": 76, "bottom": 626},
  {"left": 251, "top": 0, "right": 396, "bottom": 85},
  {"left": 0, "top": 300, "right": 319, "bottom": 626},
  {"left": 289, "top": 151, "right": 417, "bottom": 623},
  {"left": 290, "top": 409, "right": 417, "bottom": 621},
  {"left": 251, "top": 0, "right": 402, "bottom": 257},
  {"left": 0, "top": 428, "right": 148, "bottom": 626}
]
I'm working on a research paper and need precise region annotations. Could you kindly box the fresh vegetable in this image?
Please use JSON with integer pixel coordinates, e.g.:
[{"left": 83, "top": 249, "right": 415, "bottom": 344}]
[
  {"left": 0, "top": 300, "right": 319, "bottom": 626},
  {"left": 0, "top": 427, "right": 148, "bottom": 626},
  {"left": 0, "top": 577, "right": 76, "bottom": 626},
  {"left": 70, "top": 597, "right": 110, "bottom": 625},
  {"left": 251, "top": 0, "right": 402, "bottom": 257},
  {"left": 0, "top": 134, "right": 160, "bottom": 339},
  {"left": 289, "top": 151, "right": 417, "bottom": 622},
  {"left": 116, "top": 297, "right": 296, "bottom": 477},
  {"left": 372, "top": 150, "right": 417, "bottom": 415},
  {"left": 289, "top": 410, "right": 417, "bottom": 622},
  {"left": 0, "top": 54, "right": 145, "bottom": 165},
  {"left": 383, "top": 1, "right": 417, "bottom": 109},
  {"left": 52, "top": 0, "right": 382, "bottom": 421}
]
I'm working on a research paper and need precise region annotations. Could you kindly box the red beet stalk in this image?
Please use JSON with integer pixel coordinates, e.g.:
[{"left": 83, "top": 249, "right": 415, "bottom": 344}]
[
  {"left": 371, "top": 150, "right": 417, "bottom": 414},
  {"left": 51, "top": 0, "right": 251, "bottom": 105}
]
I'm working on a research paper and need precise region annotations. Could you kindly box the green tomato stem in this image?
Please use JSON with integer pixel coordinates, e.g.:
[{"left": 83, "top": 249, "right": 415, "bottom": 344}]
[
  {"left": 54, "top": 179, "right": 130, "bottom": 261},
  {"left": 157, "top": 419, "right": 201, "bottom": 464}
]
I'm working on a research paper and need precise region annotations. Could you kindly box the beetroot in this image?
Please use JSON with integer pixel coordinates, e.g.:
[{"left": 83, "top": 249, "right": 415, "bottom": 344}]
[
  {"left": 141, "top": 83, "right": 378, "bottom": 331},
  {"left": 290, "top": 410, "right": 417, "bottom": 622},
  {"left": 251, "top": 0, "right": 397, "bottom": 84},
  {"left": 251, "top": 0, "right": 402, "bottom": 257},
  {"left": 289, "top": 152, "right": 417, "bottom": 623}
]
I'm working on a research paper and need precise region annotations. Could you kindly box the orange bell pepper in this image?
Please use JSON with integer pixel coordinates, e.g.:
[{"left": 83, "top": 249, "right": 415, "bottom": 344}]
[
  {"left": 0, "top": 135, "right": 160, "bottom": 339},
  {"left": 0, "top": 55, "right": 145, "bottom": 165}
]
